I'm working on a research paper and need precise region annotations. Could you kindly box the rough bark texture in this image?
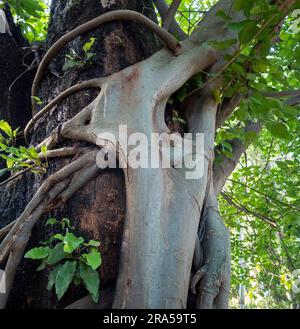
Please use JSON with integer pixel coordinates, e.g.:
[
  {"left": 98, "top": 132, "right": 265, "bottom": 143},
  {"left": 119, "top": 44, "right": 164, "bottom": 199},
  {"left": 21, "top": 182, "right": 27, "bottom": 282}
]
[
  {"left": 0, "top": 34, "right": 32, "bottom": 130},
  {"left": 0, "top": 13, "right": 34, "bottom": 181}
]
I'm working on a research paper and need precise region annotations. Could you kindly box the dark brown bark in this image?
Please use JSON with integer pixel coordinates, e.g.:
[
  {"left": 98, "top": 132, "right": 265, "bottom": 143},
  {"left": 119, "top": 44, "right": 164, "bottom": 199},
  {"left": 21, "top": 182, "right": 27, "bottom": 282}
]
[
  {"left": 0, "top": 8, "right": 34, "bottom": 181},
  {"left": 1, "top": 0, "right": 161, "bottom": 308}
]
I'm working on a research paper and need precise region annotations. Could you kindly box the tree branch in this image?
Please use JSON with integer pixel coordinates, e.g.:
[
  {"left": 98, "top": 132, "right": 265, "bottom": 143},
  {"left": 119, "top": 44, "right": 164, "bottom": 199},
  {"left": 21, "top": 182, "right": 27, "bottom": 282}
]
[
  {"left": 286, "top": 95, "right": 300, "bottom": 106},
  {"left": 213, "top": 122, "right": 262, "bottom": 195},
  {"left": 263, "top": 88, "right": 300, "bottom": 98},
  {"left": 221, "top": 191, "right": 277, "bottom": 228},
  {"left": 162, "top": 0, "right": 182, "bottom": 31},
  {"left": 0, "top": 152, "right": 97, "bottom": 264},
  {"left": 227, "top": 178, "right": 300, "bottom": 213},
  {"left": 153, "top": 0, "right": 186, "bottom": 39},
  {"left": 0, "top": 151, "right": 102, "bottom": 308},
  {"left": 216, "top": 94, "right": 242, "bottom": 129}
]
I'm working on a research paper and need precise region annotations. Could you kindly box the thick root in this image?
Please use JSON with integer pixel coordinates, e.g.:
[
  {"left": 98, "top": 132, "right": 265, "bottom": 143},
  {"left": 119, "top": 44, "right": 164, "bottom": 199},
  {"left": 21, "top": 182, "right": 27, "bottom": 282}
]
[{"left": 191, "top": 184, "right": 230, "bottom": 309}]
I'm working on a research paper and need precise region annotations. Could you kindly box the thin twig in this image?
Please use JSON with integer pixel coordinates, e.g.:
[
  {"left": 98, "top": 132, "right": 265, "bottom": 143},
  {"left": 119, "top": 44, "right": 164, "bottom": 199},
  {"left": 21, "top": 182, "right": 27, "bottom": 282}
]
[
  {"left": 221, "top": 192, "right": 277, "bottom": 227},
  {"left": 228, "top": 178, "right": 300, "bottom": 212}
]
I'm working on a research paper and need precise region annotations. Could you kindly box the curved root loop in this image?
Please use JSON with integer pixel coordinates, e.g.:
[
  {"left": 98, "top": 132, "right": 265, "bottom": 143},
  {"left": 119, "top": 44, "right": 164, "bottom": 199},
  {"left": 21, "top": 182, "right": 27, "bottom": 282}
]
[
  {"left": 26, "top": 79, "right": 102, "bottom": 143},
  {"left": 31, "top": 9, "right": 181, "bottom": 111}
]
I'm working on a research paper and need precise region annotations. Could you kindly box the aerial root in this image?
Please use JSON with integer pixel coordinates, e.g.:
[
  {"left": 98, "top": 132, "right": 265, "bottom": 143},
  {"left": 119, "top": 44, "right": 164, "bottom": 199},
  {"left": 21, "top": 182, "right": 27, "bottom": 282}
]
[
  {"left": 25, "top": 78, "right": 102, "bottom": 143},
  {"left": 45, "top": 161, "right": 101, "bottom": 210},
  {"left": 31, "top": 9, "right": 181, "bottom": 111},
  {"left": 190, "top": 184, "right": 230, "bottom": 309},
  {"left": 0, "top": 150, "right": 101, "bottom": 308},
  {"left": 0, "top": 222, "right": 15, "bottom": 241}
]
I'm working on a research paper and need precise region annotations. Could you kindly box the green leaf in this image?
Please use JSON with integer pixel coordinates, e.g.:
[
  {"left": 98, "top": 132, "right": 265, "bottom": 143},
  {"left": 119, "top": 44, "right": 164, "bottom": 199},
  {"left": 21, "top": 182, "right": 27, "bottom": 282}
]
[
  {"left": 268, "top": 123, "right": 290, "bottom": 140},
  {"left": 0, "top": 120, "right": 13, "bottom": 138},
  {"left": 47, "top": 265, "right": 61, "bottom": 291},
  {"left": 82, "top": 248, "right": 102, "bottom": 270},
  {"left": 175, "top": 86, "right": 187, "bottom": 102},
  {"left": 233, "top": 0, "right": 254, "bottom": 16},
  {"left": 244, "top": 130, "right": 258, "bottom": 146},
  {"left": 231, "top": 62, "right": 245, "bottom": 76},
  {"left": 87, "top": 240, "right": 101, "bottom": 247},
  {"left": 216, "top": 10, "right": 232, "bottom": 21},
  {"left": 63, "top": 232, "right": 84, "bottom": 253},
  {"left": 47, "top": 242, "right": 66, "bottom": 265},
  {"left": 61, "top": 217, "right": 71, "bottom": 229},
  {"left": 238, "top": 22, "right": 259, "bottom": 44},
  {"left": 55, "top": 261, "right": 77, "bottom": 300},
  {"left": 54, "top": 233, "right": 64, "bottom": 241},
  {"left": 209, "top": 38, "right": 237, "bottom": 50},
  {"left": 73, "top": 268, "right": 82, "bottom": 286},
  {"left": 79, "top": 262, "right": 100, "bottom": 303},
  {"left": 63, "top": 59, "right": 79, "bottom": 71},
  {"left": 41, "top": 145, "right": 47, "bottom": 156},
  {"left": 36, "top": 260, "right": 47, "bottom": 272},
  {"left": 0, "top": 168, "right": 9, "bottom": 177},
  {"left": 85, "top": 52, "right": 95, "bottom": 61},
  {"left": 222, "top": 141, "right": 233, "bottom": 152},
  {"left": 46, "top": 218, "right": 58, "bottom": 226},
  {"left": 31, "top": 96, "right": 43, "bottom": 105},
  {"left": 227, "top": 20, "right": 249, "bottom": 32},
  {"left": 24, "top": 247, "right": 51, "bottom": 260},
  {"left": 83, "top": 37, "right": 96, "bottom": 53},
  {"left": 213, "top": 89, "right": 221, "bottom": 104}
]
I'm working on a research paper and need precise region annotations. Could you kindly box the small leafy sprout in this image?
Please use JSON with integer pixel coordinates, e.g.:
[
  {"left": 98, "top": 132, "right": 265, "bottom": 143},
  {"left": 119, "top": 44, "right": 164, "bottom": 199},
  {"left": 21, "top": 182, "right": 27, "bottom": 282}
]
[
  {"left": 0, "top": 120, "right": 18, "bottom": 144},
  {"left": 172, "top": 110, "right": 186, "bottom": 125},
  {"left": 24, "top": 217, "right": 102, "bottom": 302},
  {"left": 0, "top": 120, "right": 47, "bottom": 174},
  {"left": 31, "top": 96, "right": 43, "bottom": 105},
  {"left": 63, "top": 37, "right": 96, "bottom": 71}
]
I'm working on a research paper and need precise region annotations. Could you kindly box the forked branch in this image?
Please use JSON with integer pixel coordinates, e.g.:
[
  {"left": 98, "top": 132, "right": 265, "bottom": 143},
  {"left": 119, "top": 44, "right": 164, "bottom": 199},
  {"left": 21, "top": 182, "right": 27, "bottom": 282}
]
[
  {"left": 162, "top": 0, "right": 182, "bottom": 31},
  {"left": 153, "top": 0, "right": 186, "bottom": 39}
]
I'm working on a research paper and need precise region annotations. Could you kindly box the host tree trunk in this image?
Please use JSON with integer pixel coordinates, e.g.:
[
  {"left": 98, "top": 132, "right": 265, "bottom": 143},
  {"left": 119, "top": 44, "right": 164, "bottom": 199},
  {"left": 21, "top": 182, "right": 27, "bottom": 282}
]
[{"left": 0, "top": 0, "right": 293, "bottom": 309}]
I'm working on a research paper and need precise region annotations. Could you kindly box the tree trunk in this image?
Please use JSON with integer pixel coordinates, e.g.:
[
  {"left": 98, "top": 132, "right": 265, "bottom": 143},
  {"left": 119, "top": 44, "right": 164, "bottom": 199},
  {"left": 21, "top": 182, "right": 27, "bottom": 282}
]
[
  {"left": 0, "top": 0, "right": 251, "bottom": 309},
  {"left": 2, "top": 0, "right": 161, "bottom": 309}
]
